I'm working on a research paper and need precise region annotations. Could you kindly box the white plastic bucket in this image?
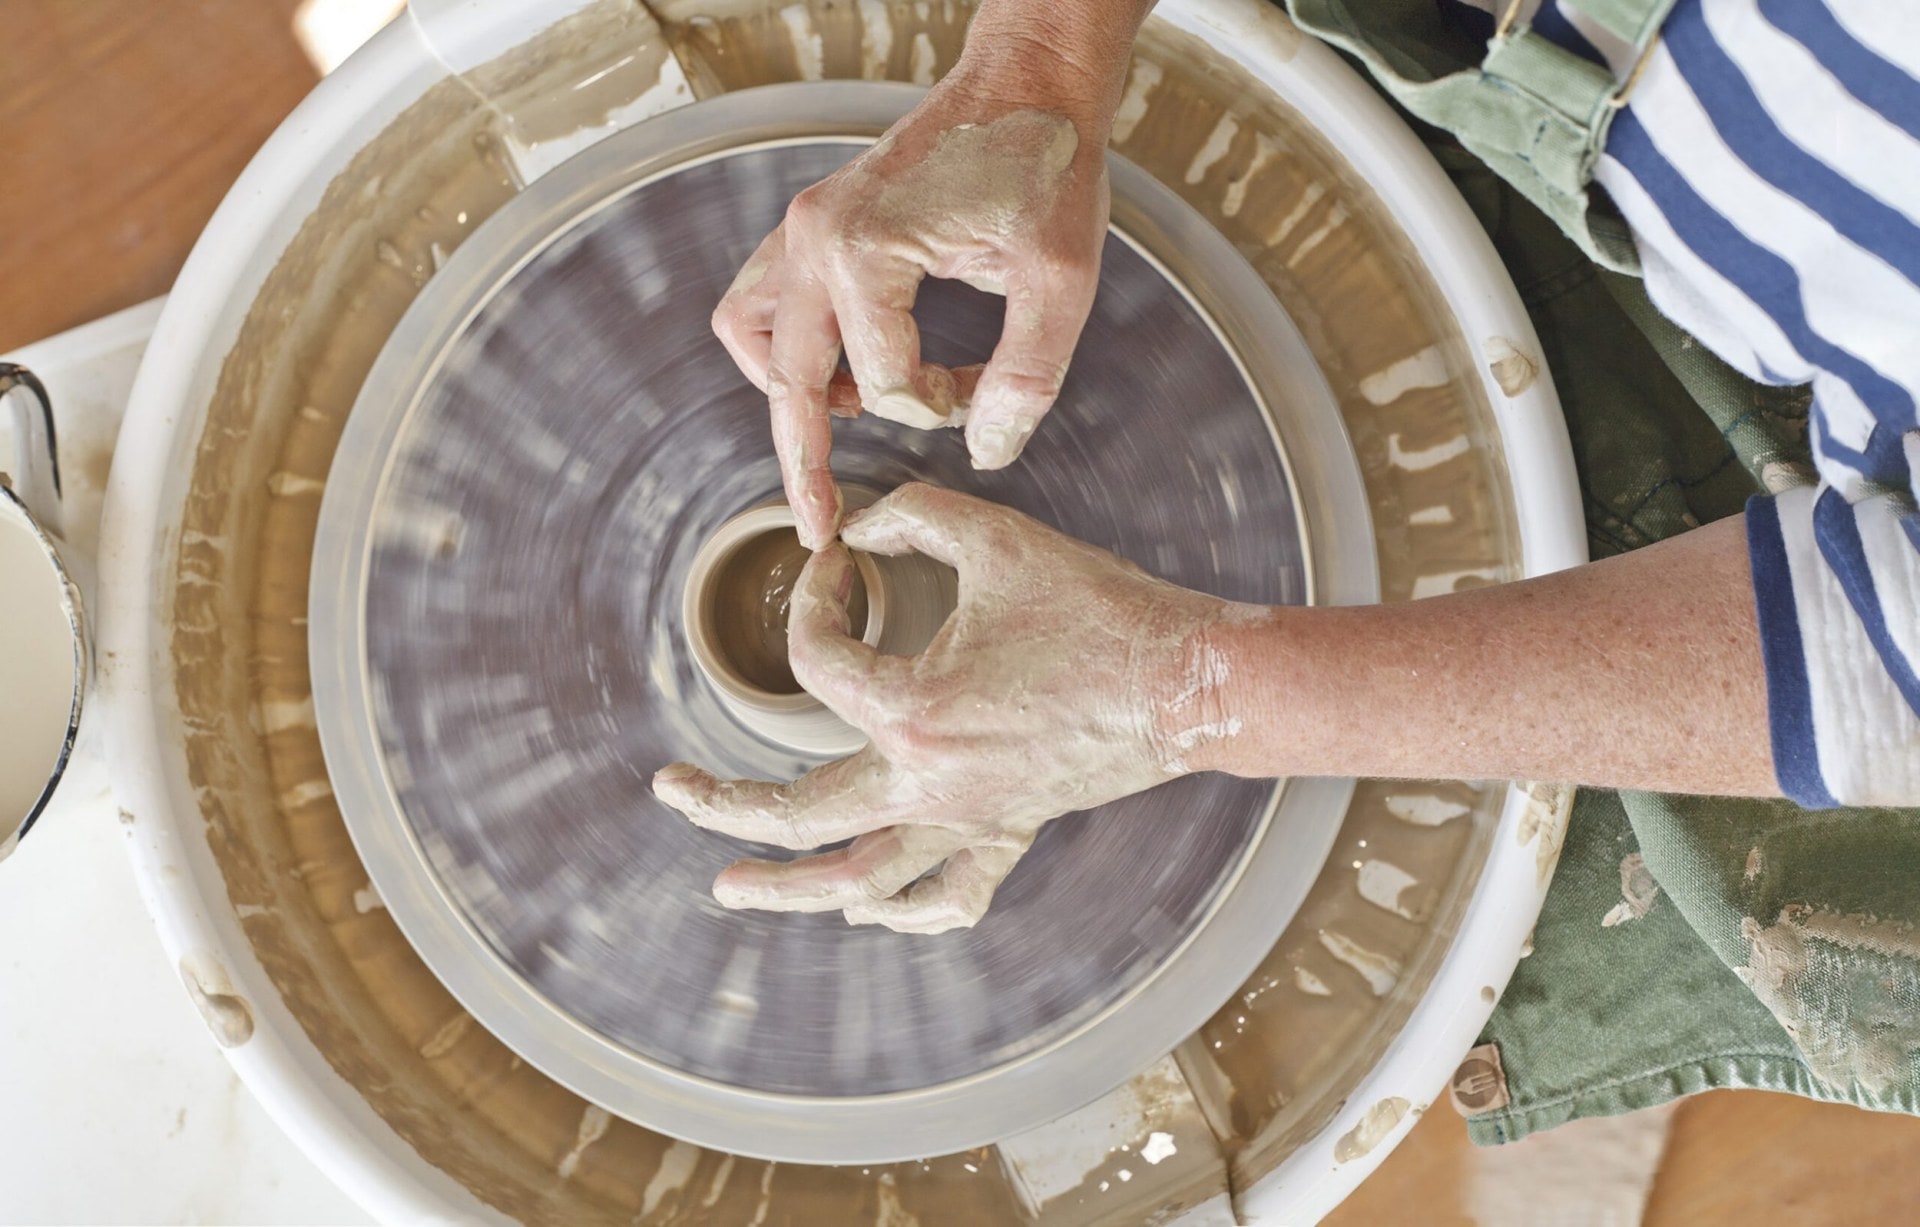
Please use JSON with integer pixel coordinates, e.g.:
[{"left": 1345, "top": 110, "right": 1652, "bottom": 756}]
[{"left": 96, "top": 2, "right": 1586, "bottom": 1221}]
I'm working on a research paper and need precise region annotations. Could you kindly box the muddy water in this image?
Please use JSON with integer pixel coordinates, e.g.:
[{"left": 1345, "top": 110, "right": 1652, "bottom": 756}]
[
  {"left": 704, "top": 524, "right": 867, "bottom": 695},
  {"left": 0, "top": 509, "right": 74, "bottom": 831},
  {"left": 162, "top": 0, "right": 1545, "bottom": 1222}
]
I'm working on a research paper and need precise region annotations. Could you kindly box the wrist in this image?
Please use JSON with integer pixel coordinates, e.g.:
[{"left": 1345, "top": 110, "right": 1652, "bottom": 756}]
[
  {"left": 950, "top": 0, "right": 1152, "bottom": 139},
  {"left": 1152, "top": 600, "right": 1276, "bottom": 776},
  {"left": 1172, "top": 603, "right": 1336, "bottom": 778}
]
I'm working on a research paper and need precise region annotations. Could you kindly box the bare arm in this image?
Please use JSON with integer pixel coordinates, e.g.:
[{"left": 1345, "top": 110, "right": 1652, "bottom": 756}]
[
  {"left": 1188, "top": 512, "right": 1775, "bottom": 794},
  {"left": 654, "top": 487, "right": 1780, "bottom": 935},
  {"left": 957, "top": 0, "right": 1158, "bottom": 134},
  {"left": 669, "top": 2, "right": 1782, "bottom": 935}
]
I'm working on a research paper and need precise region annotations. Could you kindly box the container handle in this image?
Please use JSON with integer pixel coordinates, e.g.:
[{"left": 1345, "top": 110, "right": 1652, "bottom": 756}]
[{"left": 0, "top": 362, "right": 63, "bottom": 537}]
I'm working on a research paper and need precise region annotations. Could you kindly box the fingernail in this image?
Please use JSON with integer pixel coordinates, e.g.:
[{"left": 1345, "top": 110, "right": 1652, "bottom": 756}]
[
  {"left": 821, "top": 486, "right": 846, "bottom": 547},
  {"left": 799, "top": 509, "right": 835, "bottom": 551},
  {"left": 970, "top": 424, "right": 1023, "bottom": 470},
  {"left": 653, "top": 763, "right": 697, "bottom": 791}
]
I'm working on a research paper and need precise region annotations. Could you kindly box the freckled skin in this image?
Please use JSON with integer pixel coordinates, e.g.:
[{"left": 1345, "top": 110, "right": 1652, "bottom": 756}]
[
  {"left": 654, "top": 484, "right": 1239, "bottom": 935},
  {"left": 655, "top": 495, "right": 1777, "bottom": 935},
  {"left": 675, "top": 0, "right": 1782, "bottom": 935}
]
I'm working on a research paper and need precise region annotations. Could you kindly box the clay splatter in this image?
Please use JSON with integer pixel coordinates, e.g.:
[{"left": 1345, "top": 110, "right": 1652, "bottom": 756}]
[
  {"left": 1318, "top": 930, "right": 1401, "bottom": 996},
  {"left": 1333, "top": 1097, "right": 1411, "bottom": 1162},
  {"left": 1358, "top": 345, "right": 1448, "bottom": 406},
  {"left": 557, "top": 1104, "right": 611, "bottom": 1179},
  {"left": 1735, "top": 906, "right": 1920, "bottom": 1093},
  {"left": 1384, "top": 792, "right": 1469, "bottom": 827},
  {"left": 1484, "top": 337, "right": 1539, "bottom": 396},
  {"left": 179, "top": 955, "right": 255, "bottom": 1048},
  {"left": 1600, "top": 852, "right": 1660, "bottom": 928}
]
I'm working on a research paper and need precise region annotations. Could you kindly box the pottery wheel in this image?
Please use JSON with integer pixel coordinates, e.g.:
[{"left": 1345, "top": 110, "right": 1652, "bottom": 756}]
[{"left": 311, "top": 84, "right": 1369, "bottom": 1163}]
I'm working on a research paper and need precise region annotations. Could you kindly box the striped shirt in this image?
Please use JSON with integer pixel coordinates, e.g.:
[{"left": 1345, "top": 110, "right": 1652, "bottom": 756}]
[{"left": 1453, "top": 0, "right": 1920, "bottom": 806}]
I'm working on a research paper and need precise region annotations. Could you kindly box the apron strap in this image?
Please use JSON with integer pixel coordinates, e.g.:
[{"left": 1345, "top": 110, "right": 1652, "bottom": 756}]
[
  {"left": 1561, "top": 0, "right": 1675, "bottom": 47},
  {"left": 1287, "top": 0, "right": 1677, "bottom": 272}
]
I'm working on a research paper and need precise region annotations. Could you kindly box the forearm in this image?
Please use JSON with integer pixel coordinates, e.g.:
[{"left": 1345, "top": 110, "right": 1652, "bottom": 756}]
[
  {"left": 952, "top": 0, "right": 1157, "bottom": 139},
  {"left": 1194, "top": 515, "right": 1778, "bottom": 795}
]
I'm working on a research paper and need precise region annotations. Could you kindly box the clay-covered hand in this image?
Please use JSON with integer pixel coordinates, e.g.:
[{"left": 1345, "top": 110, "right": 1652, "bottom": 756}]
[
  {"left": 710, "top": 76, "right": 1111, "bottom": 549},
  {"left": 652, "top": 483, "right": 1249, "bottom": 934}
]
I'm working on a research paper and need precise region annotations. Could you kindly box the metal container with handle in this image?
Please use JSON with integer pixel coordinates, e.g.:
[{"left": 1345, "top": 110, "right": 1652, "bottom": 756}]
[{"left": 0, "top": 365, "right": 91, "bottom": 861}]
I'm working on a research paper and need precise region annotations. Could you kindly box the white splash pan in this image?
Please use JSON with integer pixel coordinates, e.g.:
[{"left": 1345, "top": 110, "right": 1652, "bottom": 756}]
[{"left": 98, "top": 0, "right": 1585, "bottom": 1221}]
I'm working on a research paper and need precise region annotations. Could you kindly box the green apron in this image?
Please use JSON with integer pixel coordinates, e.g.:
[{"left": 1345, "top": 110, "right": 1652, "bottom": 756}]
[{"left": 1284, "top": 0, "right": 1920, "bottom": 1141}]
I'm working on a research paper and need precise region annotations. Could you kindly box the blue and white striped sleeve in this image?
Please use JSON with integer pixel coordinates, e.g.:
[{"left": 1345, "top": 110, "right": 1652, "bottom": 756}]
[
  {"left": 1745, "top": 436, "right": 1920, "bottom": 807},
  {"left": 1563, "top": 0, "right": 1920, "bottom": 806},
  {"left": 1434, "top": 0, "right": 1920, "bottom": 802}
]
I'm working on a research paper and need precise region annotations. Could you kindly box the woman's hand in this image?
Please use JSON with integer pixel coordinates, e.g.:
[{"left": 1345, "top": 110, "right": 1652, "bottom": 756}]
[
  {"left": 712, "top": 4, "right": 1153, "bottom": 549},
  {"left": 651, "top": 483, "right": 1246, "bottom": 933},
  {"left": 711, "top": 90, "right": 1109, "bottom": 548}
]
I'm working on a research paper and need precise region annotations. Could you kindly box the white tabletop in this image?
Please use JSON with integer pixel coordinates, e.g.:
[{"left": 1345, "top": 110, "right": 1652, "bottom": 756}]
[{"left": 0, "top": 301, "right": 371, "bottom": 1226}]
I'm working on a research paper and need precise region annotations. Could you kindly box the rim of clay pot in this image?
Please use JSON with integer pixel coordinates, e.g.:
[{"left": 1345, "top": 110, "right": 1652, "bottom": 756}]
[{"left": 680, "top": 501, "right": 886, "bottom": 755}]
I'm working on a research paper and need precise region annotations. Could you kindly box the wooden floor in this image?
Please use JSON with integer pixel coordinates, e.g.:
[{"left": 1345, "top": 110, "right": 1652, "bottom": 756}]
[
  {"left": 7, "top": 3, "right": 1919, "bottom": 1223},
  {"left": 0, "top": 1, "right": 317, "bottom": 350},
  {"left": 1327, "top": 1090, "right": 1920, "bottom": 1225}
]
